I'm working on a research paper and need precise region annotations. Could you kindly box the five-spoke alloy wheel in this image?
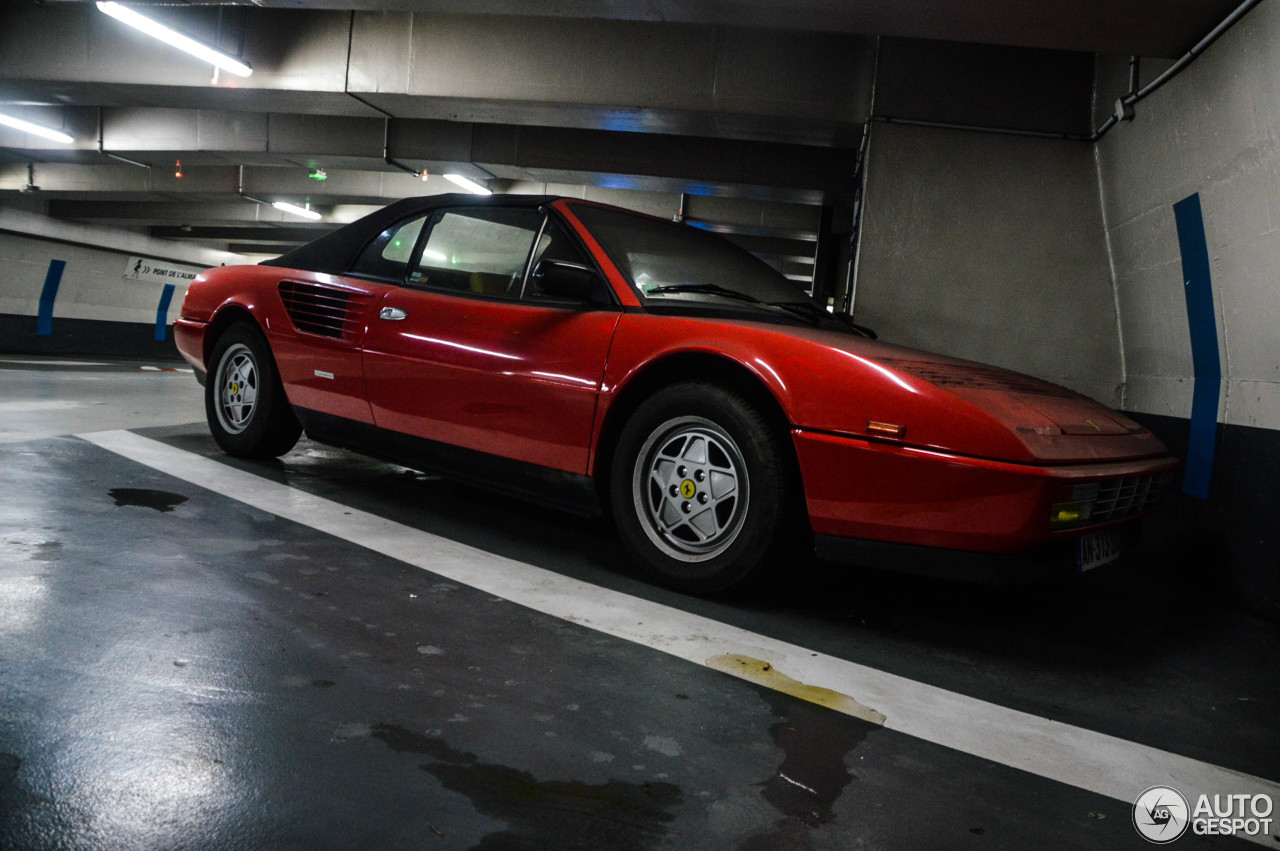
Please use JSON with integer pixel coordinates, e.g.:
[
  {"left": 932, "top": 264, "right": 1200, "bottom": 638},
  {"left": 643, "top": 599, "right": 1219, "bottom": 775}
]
[
  {"left": 205, "top": 322, "right": 302, "bottom": 458},
  {"left": 611, "top": 382, "right": 795, "bottom": 593},
  {"left": 633, "top": 416, "right": 750, "bottom": 562},
  {"left": 213, "top": 343, "right": 259, "bottom": 436}
]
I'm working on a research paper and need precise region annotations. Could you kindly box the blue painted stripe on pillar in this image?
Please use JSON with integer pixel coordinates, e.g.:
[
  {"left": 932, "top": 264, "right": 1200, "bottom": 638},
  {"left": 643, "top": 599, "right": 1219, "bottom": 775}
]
[
  {"left": 1172, "top": 193, "right": 1221, "bottom": 500},
  {"left": 36, "top": 259, "right": 66, "bottom": 336},
  {"left": 155, "top": 284, "right": 177, "bottom": 341}
]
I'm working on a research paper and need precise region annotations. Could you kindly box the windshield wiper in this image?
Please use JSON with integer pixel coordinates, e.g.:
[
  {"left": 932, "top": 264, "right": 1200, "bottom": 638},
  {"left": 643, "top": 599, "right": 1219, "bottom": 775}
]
[
  {"left": 641, "top": 285, "right": 876, "bottom": 333},
  {"left": 766, "top": 301, "right": 878, "bottom": 338},
  {"left": 643, "top": 283, "right": 767, "bottom": 304},
  {"left": 645, "top": 284, "right": 824, "bottom": 325},
  {"left": 765, "top": 300, "right": 828, "bottom": 321}
]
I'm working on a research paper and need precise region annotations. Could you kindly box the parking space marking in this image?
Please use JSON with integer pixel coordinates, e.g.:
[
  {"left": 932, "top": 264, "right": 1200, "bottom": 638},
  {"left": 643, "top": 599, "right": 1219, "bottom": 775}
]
[
  {"left": 81, "top": 428, "right": 1280, "bottom": 842},
  {"left": 0, "top": 359, "right": 109, "bottom": 367}
]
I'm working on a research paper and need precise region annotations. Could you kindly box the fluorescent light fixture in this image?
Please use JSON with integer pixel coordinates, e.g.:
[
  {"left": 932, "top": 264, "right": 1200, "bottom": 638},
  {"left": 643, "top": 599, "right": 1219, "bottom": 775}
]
[
  {"left": 272, "top": 201, "right": 321, "bottom": 221},
  {"left": 0, "top": 112, "right": 74, "bottom": 144},
  {"left": 421, "top": 249, "right": 447, "bottom": 262},
  {"left": 96, "top": 2, "right": 253, "bottom": 78},
  {"left": 443, "top": 173, "right": 492, "bottom": 196}
]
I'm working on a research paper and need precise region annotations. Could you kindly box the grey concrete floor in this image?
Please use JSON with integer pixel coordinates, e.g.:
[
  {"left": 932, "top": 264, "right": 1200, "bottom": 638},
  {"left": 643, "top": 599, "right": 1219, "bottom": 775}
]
[
  {"left": 1, "top": 356, "right": 1277, "bottom": 850},
  {"left": 0, "top": 357, "right": 199, "bottom": 444}
]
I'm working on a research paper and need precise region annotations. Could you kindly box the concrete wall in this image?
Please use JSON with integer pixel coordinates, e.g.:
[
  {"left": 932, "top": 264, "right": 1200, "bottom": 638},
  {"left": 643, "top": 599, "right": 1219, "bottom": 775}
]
[
  {"left": 0, "top": 205, "right": 245, "bottom": 357},
  {"left": 1095, "top": 5, "right": 1280, "bottom": 432},
  {"left": 853, "top": 122, "right": 1123, "bottom": 405},
  {"left": 1093, "top": 1, "right": 1280, "bottom": 616},
  {"left": 851, "top": 18, "right": 1278, "bottom": 616}
]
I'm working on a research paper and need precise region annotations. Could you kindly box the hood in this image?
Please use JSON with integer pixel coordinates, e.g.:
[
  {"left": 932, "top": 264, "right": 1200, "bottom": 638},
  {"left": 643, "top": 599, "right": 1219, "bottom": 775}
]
[
  {"left": 752, "top": 324, "right": 1164, "bottom": 464},
  {"left": 874, "top": 356, "right": 1141, "bottom": 435}
]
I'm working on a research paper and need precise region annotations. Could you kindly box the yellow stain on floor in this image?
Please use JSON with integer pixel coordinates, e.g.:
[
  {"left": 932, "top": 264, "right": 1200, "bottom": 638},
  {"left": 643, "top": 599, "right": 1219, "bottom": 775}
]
[{"left": 706, "top": 654, "right": 887, "bottom": 725}]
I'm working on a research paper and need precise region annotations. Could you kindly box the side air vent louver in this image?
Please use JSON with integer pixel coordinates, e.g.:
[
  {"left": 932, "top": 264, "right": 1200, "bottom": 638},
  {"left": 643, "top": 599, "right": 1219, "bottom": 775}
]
[{"left": 278, "top": 281, "right": 369, "bottom": 340}]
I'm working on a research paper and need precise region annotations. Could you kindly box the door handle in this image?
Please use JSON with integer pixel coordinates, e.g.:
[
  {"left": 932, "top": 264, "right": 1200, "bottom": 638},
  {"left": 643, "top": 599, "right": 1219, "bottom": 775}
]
[{"left": 379, "top": 307, "right": 408, "bottom": 321}]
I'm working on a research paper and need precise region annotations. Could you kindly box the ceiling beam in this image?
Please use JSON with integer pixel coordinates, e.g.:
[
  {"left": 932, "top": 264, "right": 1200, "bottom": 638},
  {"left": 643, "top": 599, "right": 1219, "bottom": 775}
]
[
  {"left": 0, "top": 4, "right": 876, "bottom": 146},
  {"left": 150, "top": 225, "right": 333, "bottom": 241},
  {"left": 0, "top": 111, "right": 863, "bottom": 202}
]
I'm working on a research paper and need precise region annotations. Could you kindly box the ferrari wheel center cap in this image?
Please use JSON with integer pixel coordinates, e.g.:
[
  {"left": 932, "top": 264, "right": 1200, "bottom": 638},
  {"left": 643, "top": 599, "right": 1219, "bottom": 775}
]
[{"left": 679, "top": 479, "right": 697, "bottom": 499}]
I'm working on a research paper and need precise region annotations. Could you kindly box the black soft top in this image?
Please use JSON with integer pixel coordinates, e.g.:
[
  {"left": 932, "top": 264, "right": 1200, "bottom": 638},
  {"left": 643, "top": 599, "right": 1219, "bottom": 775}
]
[{"left": 260, "top": 193, "right": 559, "bottom": 275}]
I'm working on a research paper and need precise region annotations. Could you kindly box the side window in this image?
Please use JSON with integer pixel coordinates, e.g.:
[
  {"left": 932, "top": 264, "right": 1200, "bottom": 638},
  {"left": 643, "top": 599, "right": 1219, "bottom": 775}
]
[
  {"left": 522, "top": 216, "right": 593, "bottom": 297},
  {"left": 350, "top": 215, "right": 428, "bottom": 280},
  {"left": 523, "top": 216, "right": 611, "bottom": 305},
  {"left": 409, "top": 208, "right": 542, "bottom": 298}
]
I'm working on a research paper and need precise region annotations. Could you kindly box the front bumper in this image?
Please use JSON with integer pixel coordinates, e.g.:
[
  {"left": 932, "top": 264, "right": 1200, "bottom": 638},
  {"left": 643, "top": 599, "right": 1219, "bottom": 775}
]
[
  {"left": 813, "top": 524, "right": 1143, "bottom": 584},
  {"left": 792, "top": 427, "right": 1178, "bottom": 556}
]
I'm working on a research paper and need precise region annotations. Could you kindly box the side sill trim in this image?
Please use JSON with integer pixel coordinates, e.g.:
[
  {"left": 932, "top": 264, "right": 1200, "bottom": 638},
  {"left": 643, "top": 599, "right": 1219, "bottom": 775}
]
[{"left": 295, "top": 408, "right": 602, "bottom": 518}]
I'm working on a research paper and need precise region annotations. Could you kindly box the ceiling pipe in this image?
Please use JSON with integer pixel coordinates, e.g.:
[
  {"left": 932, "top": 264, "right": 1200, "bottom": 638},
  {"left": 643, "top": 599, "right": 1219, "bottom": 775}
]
[
  {"left": 347, "top": 93, "right": 501, "bottom": 186},
  {"left": 1091, "top": 0, "right": 1263, "bottom": 142},
  {"left": 1135, "top": 0, "right": 1260, "bottom": 101},
  {"left": 20, "top": 162, "right": 38, "bottom": 194},
  {"left": 863, "top": 0, "right": 1261, "bottom": 146},
  {"left": 868, "top": 115, "right": 1089, "bottom": 142},
  {"left": 380, "top": 117, "right": 424, "bottom": 179},
  {"left": 97, "top": 107, "right": 150, "bottom": 170},
  {"left": 852, "top": 120, "right": 872, "bottom": 176},
  {"left": 237, "top": 165, "right": 326, "bottom": 221},
  {"left": 345, "top": 93, "right": 424, "bottom": 178},
  {"left": 237, "top": 164, "right": 272, "bottom": 208}
]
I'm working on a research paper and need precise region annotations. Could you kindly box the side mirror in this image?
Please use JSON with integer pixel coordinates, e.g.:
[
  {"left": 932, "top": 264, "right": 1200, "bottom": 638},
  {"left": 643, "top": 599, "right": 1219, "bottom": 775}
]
[{"left": 532, "top": 260, "right": 607, "bottom": 304}]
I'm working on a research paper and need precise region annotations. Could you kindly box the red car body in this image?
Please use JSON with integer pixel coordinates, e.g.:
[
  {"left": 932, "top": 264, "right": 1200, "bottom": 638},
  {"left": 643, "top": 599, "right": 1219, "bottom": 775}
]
[{"left": 176, "top": 194, "right": 1177, "bottom": 584}]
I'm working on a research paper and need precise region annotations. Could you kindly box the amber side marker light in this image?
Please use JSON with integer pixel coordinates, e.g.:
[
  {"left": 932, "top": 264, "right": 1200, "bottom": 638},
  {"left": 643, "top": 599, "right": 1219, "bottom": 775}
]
[{"left": 866, "top": 421, "right": 905, "bottom": 438}]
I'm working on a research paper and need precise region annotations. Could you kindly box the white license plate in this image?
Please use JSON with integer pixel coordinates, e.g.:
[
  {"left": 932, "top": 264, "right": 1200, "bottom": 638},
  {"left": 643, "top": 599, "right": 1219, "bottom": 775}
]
[{"left": 1077, "top": 528, "right": 1122, "bottom": 572}]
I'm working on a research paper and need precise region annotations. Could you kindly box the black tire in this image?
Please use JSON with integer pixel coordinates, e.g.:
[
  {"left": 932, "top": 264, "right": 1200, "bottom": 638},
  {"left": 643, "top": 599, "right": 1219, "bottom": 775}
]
[
  {"left": 610, "top": 382, "right": 795, "bottom": 594},
  {"left": 205, "top": 322, "right": 302, "bottom": 458}
]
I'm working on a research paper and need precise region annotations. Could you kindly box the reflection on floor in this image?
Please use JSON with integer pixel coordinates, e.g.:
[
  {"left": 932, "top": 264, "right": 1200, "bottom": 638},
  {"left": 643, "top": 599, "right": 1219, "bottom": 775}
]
[{"left": 1, "top": 357, "right": 1276, "bottom": 849}]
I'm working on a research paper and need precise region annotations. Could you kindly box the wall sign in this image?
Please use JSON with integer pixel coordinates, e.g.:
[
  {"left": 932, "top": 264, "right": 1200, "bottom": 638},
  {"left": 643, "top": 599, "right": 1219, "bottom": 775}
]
[{"left": 123, "top": 256, "right": 201, "bottom": 286}]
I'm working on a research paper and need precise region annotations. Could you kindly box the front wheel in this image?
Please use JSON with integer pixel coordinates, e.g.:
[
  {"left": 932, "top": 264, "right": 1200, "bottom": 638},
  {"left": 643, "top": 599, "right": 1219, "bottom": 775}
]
[
  {"left": 610, "top": 382, "right": 795, "bottom": 594},
  {"left": 205, "top": 322, "right": 301, "bottom": 458}
]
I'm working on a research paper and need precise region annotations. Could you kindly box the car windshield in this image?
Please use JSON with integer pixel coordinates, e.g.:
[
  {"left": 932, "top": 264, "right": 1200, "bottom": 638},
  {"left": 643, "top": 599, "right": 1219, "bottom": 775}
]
[{"left": 570, "top": 204, "right": 813, "bottom": 310}]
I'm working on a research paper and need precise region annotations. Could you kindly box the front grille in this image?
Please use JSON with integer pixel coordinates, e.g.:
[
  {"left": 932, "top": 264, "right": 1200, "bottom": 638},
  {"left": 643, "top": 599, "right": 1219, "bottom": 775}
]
[
  {"left": 278, "top": 281, "right": 369, "bottom": 340},
  {"left": 1092, "top": 473, "right": 1171, "bottom": 522}
]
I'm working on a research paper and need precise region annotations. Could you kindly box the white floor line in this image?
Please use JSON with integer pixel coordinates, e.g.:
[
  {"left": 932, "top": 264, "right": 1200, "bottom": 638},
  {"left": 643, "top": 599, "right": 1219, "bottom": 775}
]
[
  {"left": 81, "top": 429, "right": 1280, "bottom": 843},
  {"left": 0, "top": 359, "right": 109, "bottom": 367}
]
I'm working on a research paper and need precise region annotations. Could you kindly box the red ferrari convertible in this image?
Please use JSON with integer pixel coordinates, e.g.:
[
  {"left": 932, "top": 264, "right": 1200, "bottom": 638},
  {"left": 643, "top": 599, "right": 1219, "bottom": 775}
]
[{"left": 175, "top": 194, "right": 1177, "bottom": 591}]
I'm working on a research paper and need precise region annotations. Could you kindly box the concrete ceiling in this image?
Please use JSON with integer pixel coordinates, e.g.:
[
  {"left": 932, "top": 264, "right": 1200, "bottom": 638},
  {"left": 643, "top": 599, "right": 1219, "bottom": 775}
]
[
  {"left": 40, "top": 0, "right": 1243, "bottom": 58},
  {"left": 0, "top": 0, "right": 1247, "bottom": 268}
]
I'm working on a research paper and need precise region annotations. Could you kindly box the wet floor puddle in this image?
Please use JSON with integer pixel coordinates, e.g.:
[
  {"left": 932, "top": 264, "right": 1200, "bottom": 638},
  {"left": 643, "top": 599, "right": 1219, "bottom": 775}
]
[
  {"left": 706, "top": 655, "right": 886, "bottom": 725},
  {"left": 705, "top": 656, "right": 884, "bottom": 846},
  {"left": 370, "top": 723, "right": 682, "bottom": 849},
  {"left": 108, "top": 488, "right": 188, "bottom": 512}
]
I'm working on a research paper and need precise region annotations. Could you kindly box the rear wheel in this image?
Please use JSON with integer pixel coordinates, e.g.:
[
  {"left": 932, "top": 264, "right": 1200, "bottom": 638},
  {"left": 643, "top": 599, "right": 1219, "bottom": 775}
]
[
  {"left": 205, "top": 322, "right": 301, "bottom": 458},
  {"left": 611, "top": 382, "right": 793, "bottom": 593}
]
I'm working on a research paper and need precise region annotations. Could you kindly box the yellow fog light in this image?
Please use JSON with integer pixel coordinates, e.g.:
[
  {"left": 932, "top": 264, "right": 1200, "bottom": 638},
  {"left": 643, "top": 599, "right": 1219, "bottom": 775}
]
[
  {"left": 1051, "top": 505, "right": 1087, "bottom": 526},
  {"left": 1050, "top": 484, "right": 1100, "bottom": 529}
]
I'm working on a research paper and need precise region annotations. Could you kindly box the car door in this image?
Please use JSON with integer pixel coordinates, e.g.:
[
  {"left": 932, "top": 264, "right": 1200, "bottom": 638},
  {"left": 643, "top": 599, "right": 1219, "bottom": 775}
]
[
  {"left": 268, "top": 213, "right": 427, "bottom": 424},
  {"left": 361, "top": 206, "right": 621, "bottom": 474}
]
